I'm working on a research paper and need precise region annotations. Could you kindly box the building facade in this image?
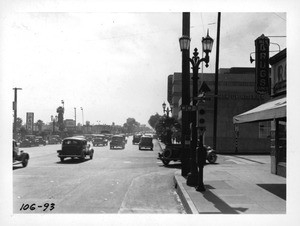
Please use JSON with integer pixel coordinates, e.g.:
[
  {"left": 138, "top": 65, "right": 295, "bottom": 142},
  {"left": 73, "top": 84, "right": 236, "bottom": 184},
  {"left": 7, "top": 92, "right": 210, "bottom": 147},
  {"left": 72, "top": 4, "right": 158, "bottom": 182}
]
[
  {"left": 168, "top": 67, "right": 271, "bottom": 153},
  {"left": 233, "top": 49, "right": 286, "bottom": 177}
]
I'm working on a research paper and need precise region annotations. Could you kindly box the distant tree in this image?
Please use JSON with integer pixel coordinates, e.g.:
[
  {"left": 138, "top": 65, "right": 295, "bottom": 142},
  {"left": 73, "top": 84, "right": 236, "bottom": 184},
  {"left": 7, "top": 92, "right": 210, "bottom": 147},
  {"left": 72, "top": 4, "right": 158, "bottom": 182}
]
[
  {"left": 36, "top": 120, "right": 44, "bottom": 133},
  {"left": 148, "top": 113, "right": 161, "bottom": 129},
  {"left": 57, "top": 106, "right": 65, "bottom": 131},
  {"left": 123, "top": 118, "right": 140, "bottom": 133},
  {"left": 14, "top": 117, "right": 23, "bottom": 131},
  {"left": 19, "top": 126, "right": 27, "bottom": 139},
  {"left": 155, "top": 116, "right": 181, "bottom": 144}
]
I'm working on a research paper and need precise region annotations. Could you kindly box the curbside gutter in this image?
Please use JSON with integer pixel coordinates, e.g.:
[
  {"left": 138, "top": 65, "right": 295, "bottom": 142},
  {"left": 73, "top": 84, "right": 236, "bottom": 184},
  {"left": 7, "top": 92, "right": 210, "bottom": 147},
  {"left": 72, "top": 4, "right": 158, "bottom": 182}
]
[
  {"left": 174, "top": 171, "right": 198, "bottom": 214},
  {"left": 157, "top": 140, "right": 198, "bottom": 214}
]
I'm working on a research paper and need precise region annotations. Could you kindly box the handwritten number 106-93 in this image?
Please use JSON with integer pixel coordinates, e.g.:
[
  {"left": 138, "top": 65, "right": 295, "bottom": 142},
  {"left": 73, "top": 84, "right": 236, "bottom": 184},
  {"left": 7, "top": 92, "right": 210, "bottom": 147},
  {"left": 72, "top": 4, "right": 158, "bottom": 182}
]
[{"left": 20, "top": 203, "right": 55, "bottom": 211}]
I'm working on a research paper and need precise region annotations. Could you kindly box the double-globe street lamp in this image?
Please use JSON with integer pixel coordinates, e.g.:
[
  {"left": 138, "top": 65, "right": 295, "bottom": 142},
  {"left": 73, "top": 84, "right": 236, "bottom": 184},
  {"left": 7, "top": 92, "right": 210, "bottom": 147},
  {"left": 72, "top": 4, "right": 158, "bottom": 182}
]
[
  {"left": 162, "top": 102, "right": 172, "bottom": 117},
  {"left": 179, "top": 30, "right": 214, "bottom": 191},
  {"left": 51, "top": 115, "right": 58, "bottom": 134},
  {"left": 162, "top": 102, "right": 173, "bottom": 144}
]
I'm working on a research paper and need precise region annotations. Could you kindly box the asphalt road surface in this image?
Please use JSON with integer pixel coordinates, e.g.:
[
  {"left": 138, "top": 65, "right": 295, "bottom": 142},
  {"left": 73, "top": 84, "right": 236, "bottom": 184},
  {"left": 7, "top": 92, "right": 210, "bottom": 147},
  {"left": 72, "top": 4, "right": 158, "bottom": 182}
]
[{"left": 13, "top": 136, "right": 185, "bottom": 214}]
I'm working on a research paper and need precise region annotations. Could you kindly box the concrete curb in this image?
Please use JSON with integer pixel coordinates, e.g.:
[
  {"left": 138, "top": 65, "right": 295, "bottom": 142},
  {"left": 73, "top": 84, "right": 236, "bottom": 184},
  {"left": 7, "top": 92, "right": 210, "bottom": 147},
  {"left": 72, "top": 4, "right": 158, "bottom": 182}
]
[{"left": 174, "top": 171, "right": 198, "bottom": 214}]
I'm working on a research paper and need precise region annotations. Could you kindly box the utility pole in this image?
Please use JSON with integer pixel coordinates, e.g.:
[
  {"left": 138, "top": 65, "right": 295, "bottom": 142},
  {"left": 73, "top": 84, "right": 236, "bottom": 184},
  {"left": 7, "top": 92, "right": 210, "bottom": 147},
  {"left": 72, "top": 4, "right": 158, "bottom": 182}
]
[
  {"left": 213, "top": 12, "right": 221, "bottom": 151},
  {"left": 74, "top": 107, "right": 77, "bottom": 131},
  {"left": 181, "top": 12, "right": 191, "bottom": 177},
  {"left": 13, "top": 87, "right": 22, "bottom": 140}
]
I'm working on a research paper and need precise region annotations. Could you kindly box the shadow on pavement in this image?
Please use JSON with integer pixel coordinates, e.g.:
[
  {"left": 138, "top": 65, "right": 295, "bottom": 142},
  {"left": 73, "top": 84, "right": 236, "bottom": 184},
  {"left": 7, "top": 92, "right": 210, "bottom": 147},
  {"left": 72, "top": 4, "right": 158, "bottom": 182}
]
[
  {"left": 201, "top": 188, "right": 248, "bottom": 214},
  {"left": 159, "top": 163, "right": 182, "bottom": 169},
  {"left": 56, "top": 158, "right": 91, "bottom": 164},
  {"left": 257, "top": 184, "right": 286, "bottom": 200}
]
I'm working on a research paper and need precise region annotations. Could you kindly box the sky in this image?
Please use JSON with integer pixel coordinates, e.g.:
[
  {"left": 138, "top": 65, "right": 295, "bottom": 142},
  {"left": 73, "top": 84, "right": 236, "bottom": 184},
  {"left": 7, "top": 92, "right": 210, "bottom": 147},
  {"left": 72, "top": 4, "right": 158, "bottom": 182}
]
[{"left": 0, "top": 2, "right": 288, "bottom": 128}]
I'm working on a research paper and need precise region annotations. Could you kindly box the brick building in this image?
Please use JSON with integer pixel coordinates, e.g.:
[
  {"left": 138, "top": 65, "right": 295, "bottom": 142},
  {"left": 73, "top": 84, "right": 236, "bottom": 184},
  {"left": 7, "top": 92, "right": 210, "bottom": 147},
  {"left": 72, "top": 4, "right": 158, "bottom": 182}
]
[{"left": 168, "top": 67, "right": 271, "bottom": 153}]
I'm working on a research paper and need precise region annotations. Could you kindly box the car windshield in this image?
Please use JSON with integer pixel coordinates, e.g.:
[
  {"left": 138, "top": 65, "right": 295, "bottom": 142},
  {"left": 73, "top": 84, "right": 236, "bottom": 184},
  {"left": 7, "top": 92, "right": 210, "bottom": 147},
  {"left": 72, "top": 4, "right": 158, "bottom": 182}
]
[
  {"left": 112, "top": 137, "right": 123, "bottom": 141},
  {"left": 63, "top": 140, "right": 81, "bottom": 145},
  {"left": 141, "top": 137, "right": 152, "bottom": 143}
]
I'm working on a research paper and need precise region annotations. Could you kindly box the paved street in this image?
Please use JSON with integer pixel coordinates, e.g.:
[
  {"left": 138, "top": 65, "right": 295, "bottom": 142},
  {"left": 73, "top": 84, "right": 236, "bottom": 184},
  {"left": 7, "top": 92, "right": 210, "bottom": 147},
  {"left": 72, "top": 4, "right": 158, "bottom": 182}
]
[{"left": 13, "top": 136, "right": 185, "bottom": 214}]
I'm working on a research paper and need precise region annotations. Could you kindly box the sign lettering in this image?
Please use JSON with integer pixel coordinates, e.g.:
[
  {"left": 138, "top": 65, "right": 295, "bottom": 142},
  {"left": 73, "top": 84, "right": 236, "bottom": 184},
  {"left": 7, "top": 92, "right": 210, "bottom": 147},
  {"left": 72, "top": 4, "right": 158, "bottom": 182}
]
[{"left": 255, "top": 34, "right": 270, "bottom": 94}]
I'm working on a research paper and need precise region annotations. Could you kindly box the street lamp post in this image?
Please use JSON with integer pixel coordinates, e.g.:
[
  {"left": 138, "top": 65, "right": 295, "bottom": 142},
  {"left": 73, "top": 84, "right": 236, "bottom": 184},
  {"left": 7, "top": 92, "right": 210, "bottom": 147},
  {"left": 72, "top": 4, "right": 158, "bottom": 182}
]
[
  {"left": 80, "top": 107, "right": 84, "bottom": 133},
  {"left": 74, "top": 107, "right": 77, "bottom": 131},
  {"left": 51, "top": 115, "right": 58, "bottom": 134},
  {"left": 179, "top": 30, "right": 214, "bottom": 188},
  {"left": 162, "top": 102, "right": 172, "bottom": 117},
  {"left": 179, "top": 12, "right": 191, "bottom": 177},
  {"left": 13, "top": 87, "right": 22, "bottom": 140},
  {"left": 162, "top": 102, "right": 173, "bottom": 144}
]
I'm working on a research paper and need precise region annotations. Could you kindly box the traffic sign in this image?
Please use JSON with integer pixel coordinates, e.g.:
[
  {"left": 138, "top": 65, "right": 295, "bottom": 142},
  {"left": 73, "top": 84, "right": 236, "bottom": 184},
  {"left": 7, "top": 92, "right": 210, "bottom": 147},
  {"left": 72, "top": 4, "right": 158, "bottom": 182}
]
[{"left": 181, "top": 105, "right": 205, "bottom": 111}]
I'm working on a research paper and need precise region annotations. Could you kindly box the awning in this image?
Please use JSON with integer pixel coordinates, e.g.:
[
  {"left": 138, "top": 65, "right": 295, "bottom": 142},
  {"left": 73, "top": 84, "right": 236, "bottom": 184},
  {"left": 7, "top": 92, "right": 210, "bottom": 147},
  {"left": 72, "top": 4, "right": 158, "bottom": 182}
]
[{"left": 233, "top": 96, "right": 286, "bottom": 124}]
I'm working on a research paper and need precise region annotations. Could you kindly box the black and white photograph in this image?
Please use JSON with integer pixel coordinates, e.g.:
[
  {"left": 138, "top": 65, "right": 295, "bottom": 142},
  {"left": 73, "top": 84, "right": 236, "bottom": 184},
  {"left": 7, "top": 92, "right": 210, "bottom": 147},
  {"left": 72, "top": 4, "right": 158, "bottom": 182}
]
[{"left": 1, "top": 0, "right": 299, "bottom": 225}]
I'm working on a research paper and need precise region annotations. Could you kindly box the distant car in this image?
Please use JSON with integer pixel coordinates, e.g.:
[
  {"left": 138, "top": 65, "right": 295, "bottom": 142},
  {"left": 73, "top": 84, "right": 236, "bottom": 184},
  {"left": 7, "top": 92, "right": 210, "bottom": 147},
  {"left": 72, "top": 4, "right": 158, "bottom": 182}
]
[
  {"left": 13, "top": 140, "right": 29, "bottom": 167},
  {"left": 92, "top": 135, "right": 108, "bottom": 146},
  {"left": 19, "top": 139, "right": 32, "bottom": 147},
  {"left": 139, "top": 136, "right": 153, "bottom": 150},
  {"left": 110, "top": 135, "right": 126, "bottom": 149},
  {"left": 57, "top": 137, "right": 94, "bottom": 162},
  {"left": 48, "top": 135, "right": 61, "bottom": 144},
  {"left": 35, "top": 136, "right": 47, "bottom": 146},
  {"left": 132, "top": 134, "right": 142, "bottom": 145}
]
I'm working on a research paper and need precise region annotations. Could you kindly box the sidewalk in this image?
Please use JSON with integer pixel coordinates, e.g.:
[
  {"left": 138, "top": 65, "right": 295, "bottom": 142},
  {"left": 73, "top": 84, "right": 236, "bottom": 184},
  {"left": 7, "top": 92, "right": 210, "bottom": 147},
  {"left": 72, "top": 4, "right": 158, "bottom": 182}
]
[{"left": 157, "top": 141, "right": 286, "bottom": 214}]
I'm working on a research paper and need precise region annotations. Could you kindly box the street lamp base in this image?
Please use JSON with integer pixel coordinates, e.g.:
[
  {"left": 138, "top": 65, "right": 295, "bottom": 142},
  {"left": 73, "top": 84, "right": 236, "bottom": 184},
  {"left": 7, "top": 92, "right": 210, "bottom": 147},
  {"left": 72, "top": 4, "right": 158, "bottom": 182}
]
[
  {"left": 196, "top": 184, "right": 206, "bottom": 192},
  {"left": 186, "top": 172, "right": 198, "bottom": 187}
]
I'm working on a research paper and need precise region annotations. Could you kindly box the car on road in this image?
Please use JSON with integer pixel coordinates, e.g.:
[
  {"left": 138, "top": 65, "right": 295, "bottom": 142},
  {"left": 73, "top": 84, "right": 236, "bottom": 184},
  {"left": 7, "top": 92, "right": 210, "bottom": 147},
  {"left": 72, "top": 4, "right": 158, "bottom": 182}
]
[
  {"left": 92, "top": 135, "right": 108, "bottom": 146},
  {"left": 132, "top": 134, "right": 142, "bottom": 145},
  {"left": 19, "top": 138, "right": 32, "bottom": 147},
  {"left": 35, "top": 136, "right": 47, "bottom": 146},
  {"left": 110, "top": 135, "right": 126, "bottom": 149},
  {"left": 48, "top": 135, "right": 62, "bottom": 144},
  {"left": 139, "top": 136, "right": 153, "bottom": 150},
  {"left": 13, "top": 140, "right": 29, "bottom": 167},
  {"left": 57, "top": 137, "right": 94, "bottom": 162}
]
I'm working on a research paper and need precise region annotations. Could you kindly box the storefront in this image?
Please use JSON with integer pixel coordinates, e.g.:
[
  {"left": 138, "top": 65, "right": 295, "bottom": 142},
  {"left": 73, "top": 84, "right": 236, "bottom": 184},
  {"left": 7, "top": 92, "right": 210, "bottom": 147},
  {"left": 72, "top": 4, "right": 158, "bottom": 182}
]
[{"left": 233, "top": 49, "right": 286, "bottom": 177}]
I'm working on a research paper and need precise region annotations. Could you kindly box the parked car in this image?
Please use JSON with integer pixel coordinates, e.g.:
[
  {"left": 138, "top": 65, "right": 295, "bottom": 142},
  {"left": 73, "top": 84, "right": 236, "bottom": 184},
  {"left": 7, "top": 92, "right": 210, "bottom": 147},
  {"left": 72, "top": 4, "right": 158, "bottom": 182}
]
[
  {"left": 158, "top": 144, "right": 217, "bottom": 166},
  {"left": 139, "top": 136, "right": 153, "bottom": 150},
  {"left": 35, "top": 136, "right": 47, "bottom": 146},
  {"left": 57, "top": 137, "right": 94, "bottom": 162},
  {"left": 110, "top": 135, "right": 126, "bottom": 149},
  {"left": 19, "top": 139, "right": 32, "bottom": 147},
  {"left": 92, "top": 135, "right": 108, "bottom": 146},
  {"left": 13, "top": 140, "right": 29, "bottom": 167},
  {"left": 132, "top": 134, "right": 142, "bottom": 145}
]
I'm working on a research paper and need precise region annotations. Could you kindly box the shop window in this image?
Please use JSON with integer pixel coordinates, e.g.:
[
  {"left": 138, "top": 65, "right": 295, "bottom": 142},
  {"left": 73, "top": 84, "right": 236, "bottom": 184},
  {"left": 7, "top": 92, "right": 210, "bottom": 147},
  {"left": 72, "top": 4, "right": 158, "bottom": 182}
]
[{"left": 259, "top": 121, "right": 271, "bottom": 138}]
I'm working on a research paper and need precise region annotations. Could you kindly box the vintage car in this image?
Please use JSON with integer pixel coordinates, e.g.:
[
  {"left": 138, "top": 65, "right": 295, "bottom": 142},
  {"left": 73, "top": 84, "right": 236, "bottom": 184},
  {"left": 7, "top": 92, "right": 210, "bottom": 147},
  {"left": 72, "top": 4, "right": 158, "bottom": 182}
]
[
  {"left": 35, "top": 136, "right": 47, "bottom": 146},
  {"left": 13, "top": 140, "right": 29, "bottom": 167},
  {"left": 110, "top": 135, "right": 126, "bottom": 149},
  {"left": 139, "top": 136, "right": 153, "bottom": 150},
  {"left": 92, "top": 135, "right": 108, "bottom": 146},
  {"left": 19, "top": 139, "right": 32, "bottom": 147},
  {"left": 48, "top": 135, "right": 62, "bottom": 144},
  {"left": 57, "top": 137, "right": 94, "bottom": 162},
  {"left": 158, "top": 144, "right": 217, "bottom": 166},
  {"left": 132, "top": 134, "right": 142, "bottom": 145}
]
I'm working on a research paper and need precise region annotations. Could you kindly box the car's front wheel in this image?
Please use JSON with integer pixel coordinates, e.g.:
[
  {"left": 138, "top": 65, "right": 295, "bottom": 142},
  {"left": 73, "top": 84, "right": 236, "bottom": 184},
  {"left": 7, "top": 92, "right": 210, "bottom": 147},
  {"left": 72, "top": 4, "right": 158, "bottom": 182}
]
[
  {"left": 60, "top": 157, "right": 64, "bottom": 162},
  {"left": 22, "top": 158, "right": 28, "bottom": 167},
  {"left": 162, "top": 159, "right": 170, "bottom": 166}
]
